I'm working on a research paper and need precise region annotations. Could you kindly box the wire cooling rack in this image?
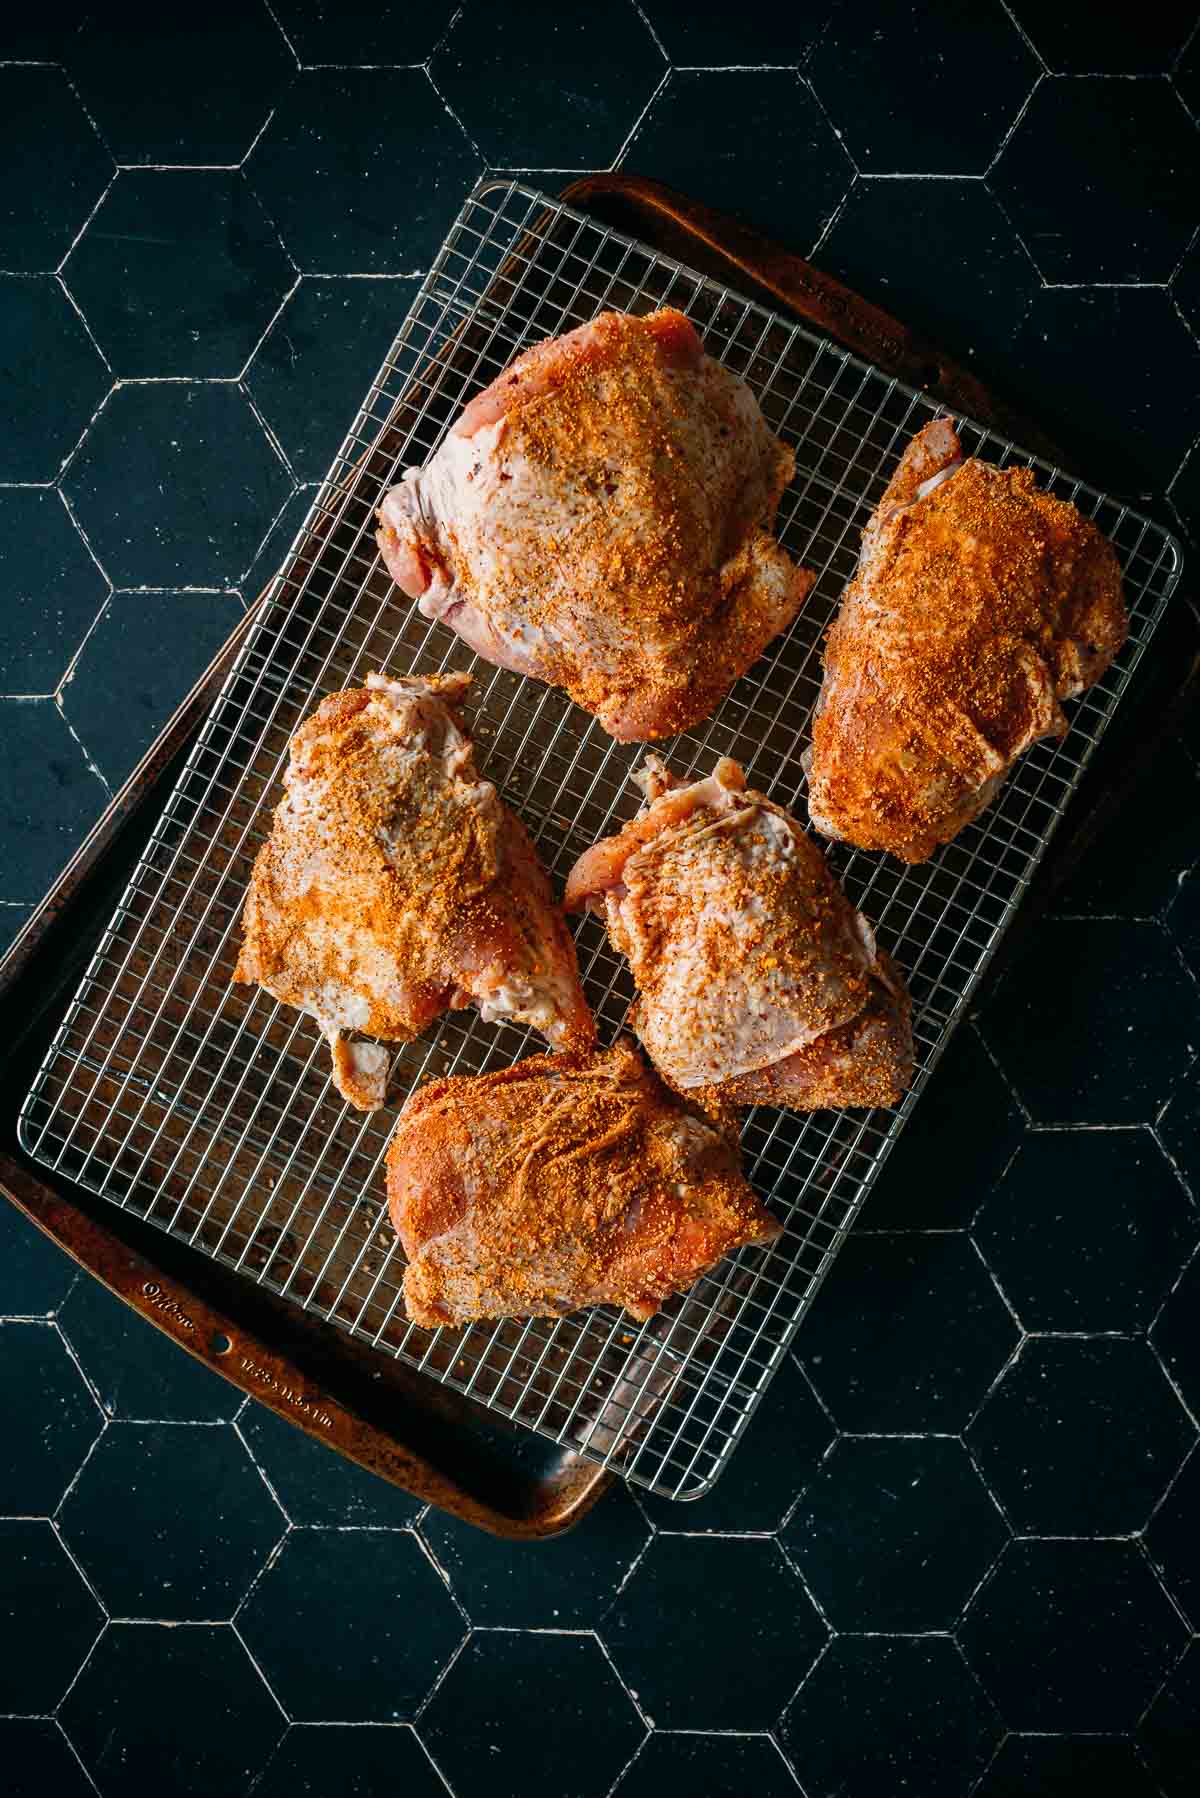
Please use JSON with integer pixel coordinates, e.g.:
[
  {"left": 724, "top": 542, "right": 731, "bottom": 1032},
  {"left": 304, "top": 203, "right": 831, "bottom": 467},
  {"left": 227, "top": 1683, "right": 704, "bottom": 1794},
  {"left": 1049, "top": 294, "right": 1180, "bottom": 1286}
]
[{"left": 19, "top": 179, "right": 1182, "bottom": 1500}]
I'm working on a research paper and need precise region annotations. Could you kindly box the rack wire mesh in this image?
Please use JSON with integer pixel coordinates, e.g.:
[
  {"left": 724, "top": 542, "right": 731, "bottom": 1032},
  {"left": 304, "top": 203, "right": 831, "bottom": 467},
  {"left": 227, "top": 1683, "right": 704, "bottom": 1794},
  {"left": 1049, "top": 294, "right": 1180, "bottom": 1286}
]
[{"left": 19, "top": 179, "right": 1183, "bottom": 1499}]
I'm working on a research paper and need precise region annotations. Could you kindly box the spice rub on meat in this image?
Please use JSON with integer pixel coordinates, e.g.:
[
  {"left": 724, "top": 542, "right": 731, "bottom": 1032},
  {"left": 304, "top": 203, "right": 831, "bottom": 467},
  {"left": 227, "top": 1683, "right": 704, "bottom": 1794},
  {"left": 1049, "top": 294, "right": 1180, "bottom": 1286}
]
[
  {"left": 566, "top": 756, "right": 913, "bottom": 1112},
  {"left": 376, "top": 307, "right": 814, "bottom": 742},
  {"left": 806, "top": 418, "right": 1129, "bottom": 863},
  {"left": 387, "top": 1039, "right": 781, "bottom": 1328},
  {"left": 234, "top": 672, "right": 593, "bottom": 1111}
]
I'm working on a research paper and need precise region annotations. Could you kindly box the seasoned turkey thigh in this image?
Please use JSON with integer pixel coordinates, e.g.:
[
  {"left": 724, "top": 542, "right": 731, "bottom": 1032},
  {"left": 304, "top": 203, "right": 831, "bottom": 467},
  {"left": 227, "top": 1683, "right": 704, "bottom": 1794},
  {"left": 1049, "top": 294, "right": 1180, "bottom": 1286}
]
[
  {"left": 235, "top": 673, "right": 592, "bottom": 1110},
  {"left": 387, "top": 1040, "right": 781, "bottom": 1328},
  {"left": 566, "top": 756, "right": 913, "bottom": 1111},
  {"left": 806, "top": 419, "right": 1128, "bottom": 862},
  {"left": 377, "top": 308, "right": 813, "bottom": 741}
]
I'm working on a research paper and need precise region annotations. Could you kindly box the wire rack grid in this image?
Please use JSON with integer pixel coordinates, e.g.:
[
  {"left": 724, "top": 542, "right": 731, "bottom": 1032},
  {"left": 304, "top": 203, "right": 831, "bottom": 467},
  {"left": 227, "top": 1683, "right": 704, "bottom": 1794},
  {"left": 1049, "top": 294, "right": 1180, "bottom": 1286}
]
[{"left": 18, "top": 179, "right": 1183, "bottom": 1500}]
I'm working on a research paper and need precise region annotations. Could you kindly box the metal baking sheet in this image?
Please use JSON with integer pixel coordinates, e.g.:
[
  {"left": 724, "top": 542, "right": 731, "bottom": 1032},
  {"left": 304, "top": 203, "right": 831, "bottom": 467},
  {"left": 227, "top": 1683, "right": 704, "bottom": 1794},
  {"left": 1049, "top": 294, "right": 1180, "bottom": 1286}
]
[{"left": 18, "top": 179, "right": 1183, "bottom": 1500}]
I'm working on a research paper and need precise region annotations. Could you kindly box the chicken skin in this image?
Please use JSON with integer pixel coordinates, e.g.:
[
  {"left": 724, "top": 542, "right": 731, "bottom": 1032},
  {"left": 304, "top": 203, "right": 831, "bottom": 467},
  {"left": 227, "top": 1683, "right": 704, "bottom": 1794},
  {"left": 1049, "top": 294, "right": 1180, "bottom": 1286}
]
[
  {"left": 565, "top": 757, "right": 913, "bottom": 1111},
  {"left": 376, "top": 307, "right": 813, "bottom": 741},
  {"left": 234, "top": 672, "right": 592, "bottom": 1111},
  {"left": 806, "top": 418, "right": 1128, "bottom": 862},
  {"left": 387, "top": 1040, "right": 781, "bottom": 1328}
]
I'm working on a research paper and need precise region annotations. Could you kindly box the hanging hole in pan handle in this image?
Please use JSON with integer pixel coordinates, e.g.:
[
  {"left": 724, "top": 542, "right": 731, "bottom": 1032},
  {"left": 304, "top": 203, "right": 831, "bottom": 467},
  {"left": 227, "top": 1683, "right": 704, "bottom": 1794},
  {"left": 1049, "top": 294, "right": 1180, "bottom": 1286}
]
[{"left": 210, "top": 1331, "right": 233, "bottom": 1357}]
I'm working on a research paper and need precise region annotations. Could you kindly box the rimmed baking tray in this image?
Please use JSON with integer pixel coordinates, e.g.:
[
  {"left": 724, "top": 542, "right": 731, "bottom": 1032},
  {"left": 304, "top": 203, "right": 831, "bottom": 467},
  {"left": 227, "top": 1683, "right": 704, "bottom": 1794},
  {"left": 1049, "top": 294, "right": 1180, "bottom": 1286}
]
[{"left": 1, "top": 175, "right": 1193, "bottom": 1529}]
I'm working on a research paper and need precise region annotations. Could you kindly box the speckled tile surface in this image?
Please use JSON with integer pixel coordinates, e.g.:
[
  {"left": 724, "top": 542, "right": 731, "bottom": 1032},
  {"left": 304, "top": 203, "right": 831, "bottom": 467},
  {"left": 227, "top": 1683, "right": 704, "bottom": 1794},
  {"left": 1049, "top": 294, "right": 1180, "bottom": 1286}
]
[{"left": 0, "top": 4, "right": 1197, "bottom": 1793}]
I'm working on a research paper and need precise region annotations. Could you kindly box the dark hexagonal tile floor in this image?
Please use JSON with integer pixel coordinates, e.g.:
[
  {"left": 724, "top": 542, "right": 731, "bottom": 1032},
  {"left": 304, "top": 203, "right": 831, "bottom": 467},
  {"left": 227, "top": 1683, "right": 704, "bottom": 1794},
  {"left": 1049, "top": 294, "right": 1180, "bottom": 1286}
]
[
  {"left": 602, "top": 1535, "right": 825, "bottom": 1729},
  {"left": 64, "top": 383, "right": 292, "bottom": 590},
  {"left": 1151, "top": 1249, "right": 1200, "bottom": 1415},
  {"left": 808, "top": 0, "right": 1037, "bottom": 173},
  {"left": 63, "top": 172, "right": 294, "bottom": 379},
  {"left": 238, "top": 1402, "right": 422, "bottom": 1527},
  {"left": 961, "top": 1539, "right": 1187, "bottom": 1731},
  {"left": 64, "top": 5, "right": 294, "bottom": 168},
  {"left": 1147, "top": 1445, "right": 1200, "bottom": 1630},
  {"left": 1139, "top": 1637, "right": 1200, "bottom": 1798},
  {"left": 975, "top": 1735, "right": 1163, "bottom": 1797},
  {"left": 798, "top": 1232, "right": 1018, "bottom": 1432},
  {"left": 240, "top": 482, "right": 320, "bottom": 601},
  {"left": 1050, "top": 739, "right": 1200, "bottom": 921},
  {"left": 1177, "top": 31, "right": 1200, "bottom": 118},
  {"left": 783, "top": 1436, "right": 1007, "bottom": 1631},
  {"left": 237, "top": 1528, "right": 463, "bottom": 1720},
  {"left": 433, "top": 1, "right": 662, "bottom": 169},
  {"left": 857, "top": 1025, "right": 1022, "bottom": 1228},
  {"left": 245, "top": 275, "right": 414, "bottom": 481},
  {"left": 1001, "top": 288, "right": 1200, "bottom": 494},
  {"left": 0, "top": 1720, "right": 95, "bottom": 1798},
  {"left": 1007, "top": 6, "right": 1196, "bottom": 73},
  {"left": 967, "top": 1337, "right": 1195, "bottom": 1535},
  {"left": 0, "top": 489, "right": 107, "bottom": 696},
  {"left": 57, "top": 1277, "right": 238, "bottom": 1423},
  {"left": 0, "top": 1198, "right": 77, "bottom": 1318},
  {"left": 1167, "top": 439, "right": 1200, "bottom": 547},
  {"left": 820, "top": 179, "right": 1038, "bottom": 382},
  {"left": 0, "top": 276, "right": 109, "bottom": 483},
  {"left": 59, "top": 1423, "right": 284, "bottom": 1619},
  {"left": 973, "top": 1129, "right": 1197, "bottom": 1331},
  {"left": 247, "top": 69, "right": 479, "bottom": 274},
  {"left": 269, "top": 0, "right": 457, "bottom": 66},
  {"left": 254, "top": 1722, "right": 446, "bottom": 1798},
  {"left": 0, "top": 700, "right": 106, "bottom": 902},
  {"left": 0, "top": 1520, "right": 103, "bottom": 1713},
  {"left": 421, "top": 1480, "right": 648, "bottom": 1628},
  {"left": 779, "top": 1637, "right": 1001, "bottom": 1798},
  {"left": 993, "top": 77, "right": 1196, "bottom": 284},
  {"left": 623, "top": 70, "right": 852, "bottom": 253},
  {"left": 1159, "top": 1077, "right": 1200, "bottom": 1199},
  {"left": 982, "top": 921, "right": 1194, "bottom": 1125},
  {"left": 638, "top": 0, "right": 822, "bottom": 66},
  {"left": 62, "top": 591, "right": 243, "bottom": 791},
  {"left": 1167, "top": 864, "right": 1200, "bottom": 981},
  {"left": 1176, "top": 234, "right": 1200, "bottom": 341},
  {"left": 613, "top": 1730, "right": 799, "bottom": 1798},
  {"left": 60, "top": 1623, "right": 284, "bottom": 1798},
  {"left": 641, "top": 1353, "right": 833, "bottom": 1534},
  {"left": 0, "top": 67, "right": 112, "bottom": 273},
  {"left": 0, "top": 1322, "right": 101, "bottom": 1514},
  {"left": 421, "top": 1630, "right": 644, "bottom": 1798}
]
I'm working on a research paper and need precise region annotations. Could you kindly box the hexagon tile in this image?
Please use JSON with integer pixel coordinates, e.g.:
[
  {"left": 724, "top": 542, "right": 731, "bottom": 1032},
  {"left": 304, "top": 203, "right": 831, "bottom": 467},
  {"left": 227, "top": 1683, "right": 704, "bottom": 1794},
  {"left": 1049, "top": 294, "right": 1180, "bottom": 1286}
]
[
  {"left": 59, "top": 1623, "right": 285, "bottom": 1798},
  {"left": 431, "top": 2, "right": 664, "bottom": 169},
  {"left": 782, "top": 1436, "right": 1007, "bottom": 1632},
  {"left": 58, "top": 1423, "right": 285, "bottom": 1620},
  {"left": 63, "top": 383, "right": 293, "bottom": 590},
  {"left": 0, "top": 488, "right": 107, "bottom": 696},
  {"left": 0, "top": 1519, "right": 104, "bottom": 1714},
  {"left": 60, "top": 5, "right": 294, "bottom": 167},
  {"left": 0, "top": 1322, "right": 102, "bottom": 1515},
  {"left": 960, "top": 1538, "right": 1187, "bottom": 1732},
  {"left": 3, "top": 7, "right": 1199, "bottom": 1795},
  {"left": 808, "top": 0, "right": 1038, "bottom": 173},
  {"left": 63, "top": 172, "right": 294, "bottom": 378},
  {"left": 966, "top": 1336, "right": 1195, "bottom": 1536},
  {"left": 779, "top": 1636, "right": 1001, "bottom": 1798},
  {"left": 247, "top": 69, "right": 480, "bottom": 274},
  {"left": 421, "top": 1630, "right": 644, "bottom": 1798},
  {"left": 236, "top": 1528, "right": 464, "bottom": 1721},
  {"left": 602, "top": 1535, "right": 827, "bottom": 1730},
  {"left": 0, "top": 275, "right": 109, "bottom": 482},
  {"left": 62, "top": 591, "right": 244, "bottom": 792}
]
